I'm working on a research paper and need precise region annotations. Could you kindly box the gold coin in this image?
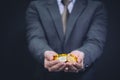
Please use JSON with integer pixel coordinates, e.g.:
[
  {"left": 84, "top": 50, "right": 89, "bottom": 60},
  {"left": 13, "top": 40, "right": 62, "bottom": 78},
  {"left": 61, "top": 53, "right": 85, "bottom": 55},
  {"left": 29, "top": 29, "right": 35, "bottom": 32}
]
[
  {"left": 53, "top": 54, "right": 78, "bottom": 63},
  {"left": 53, "top": 54, "right": 67, "bottom": 62},
  {"left": 67, "top": 54, "right": 78, "bottom": 63}
]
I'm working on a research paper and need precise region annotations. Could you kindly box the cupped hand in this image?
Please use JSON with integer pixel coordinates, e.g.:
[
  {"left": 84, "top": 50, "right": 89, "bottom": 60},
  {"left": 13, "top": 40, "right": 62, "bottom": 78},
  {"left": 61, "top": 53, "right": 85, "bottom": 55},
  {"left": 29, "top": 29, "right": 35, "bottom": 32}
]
[
  {"left": 44, "top": 51, "right": 66, "bottom": 72},
  {"left": 64, "top": 50, "right": 84, "bottom": 73}
]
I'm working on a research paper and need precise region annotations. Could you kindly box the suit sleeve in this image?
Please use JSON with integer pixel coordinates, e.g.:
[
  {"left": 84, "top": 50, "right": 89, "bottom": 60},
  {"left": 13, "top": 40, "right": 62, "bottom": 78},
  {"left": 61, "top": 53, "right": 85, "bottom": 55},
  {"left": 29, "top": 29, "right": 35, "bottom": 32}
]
[
  {"left": 78, "top": 3, "right": 108, "bottom": 68},
  {"left": 26, "top": 2, "right": 53, "bottom": 65}
]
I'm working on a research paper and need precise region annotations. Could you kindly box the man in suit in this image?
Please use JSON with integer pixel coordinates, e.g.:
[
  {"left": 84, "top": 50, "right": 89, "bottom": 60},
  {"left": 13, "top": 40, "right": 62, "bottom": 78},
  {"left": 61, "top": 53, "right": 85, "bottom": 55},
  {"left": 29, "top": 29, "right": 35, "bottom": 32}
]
[{"left": 26, "top": 0, "right": 108, "bottom": 80}]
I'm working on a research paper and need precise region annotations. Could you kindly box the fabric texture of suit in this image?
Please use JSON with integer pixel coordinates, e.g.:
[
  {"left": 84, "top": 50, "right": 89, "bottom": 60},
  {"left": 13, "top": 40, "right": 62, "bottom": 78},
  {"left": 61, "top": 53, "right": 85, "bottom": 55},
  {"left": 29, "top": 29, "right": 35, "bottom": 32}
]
[{"left": 26, "top": 0, "right": 108, "bottom": 80}]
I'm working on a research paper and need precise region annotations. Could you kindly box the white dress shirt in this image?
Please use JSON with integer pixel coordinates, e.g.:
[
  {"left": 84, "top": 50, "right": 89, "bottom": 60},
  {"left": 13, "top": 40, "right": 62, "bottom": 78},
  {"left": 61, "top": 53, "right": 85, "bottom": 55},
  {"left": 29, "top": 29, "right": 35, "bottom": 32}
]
[{"left": 57, "top": 0, "right": 76, "bottom": 14}]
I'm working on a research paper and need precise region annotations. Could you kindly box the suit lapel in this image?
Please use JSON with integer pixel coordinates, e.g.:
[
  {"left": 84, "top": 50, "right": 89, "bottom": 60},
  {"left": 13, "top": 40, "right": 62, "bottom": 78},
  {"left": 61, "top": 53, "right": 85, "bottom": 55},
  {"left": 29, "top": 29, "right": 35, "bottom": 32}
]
[
  {"left": 65, "top": 0, "right": 87, "bottom": 43},
  {"left": 47, "top": 0, "right": 64, "bottom": 41}
]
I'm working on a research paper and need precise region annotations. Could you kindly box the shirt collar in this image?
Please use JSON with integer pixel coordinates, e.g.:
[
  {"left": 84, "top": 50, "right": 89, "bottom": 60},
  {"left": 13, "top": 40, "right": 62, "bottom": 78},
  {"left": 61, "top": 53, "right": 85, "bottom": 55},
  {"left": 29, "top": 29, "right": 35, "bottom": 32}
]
[{"left": 57, "top": 0, "right": 76, "bottom": 5}]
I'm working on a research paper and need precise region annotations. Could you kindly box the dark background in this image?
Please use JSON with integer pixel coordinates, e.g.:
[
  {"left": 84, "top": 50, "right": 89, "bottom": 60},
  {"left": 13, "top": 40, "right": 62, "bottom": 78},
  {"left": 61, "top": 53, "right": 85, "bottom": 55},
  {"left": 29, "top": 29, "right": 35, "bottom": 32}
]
[{"left": 2, "top": 0, "right": 120, "bottom": 80}]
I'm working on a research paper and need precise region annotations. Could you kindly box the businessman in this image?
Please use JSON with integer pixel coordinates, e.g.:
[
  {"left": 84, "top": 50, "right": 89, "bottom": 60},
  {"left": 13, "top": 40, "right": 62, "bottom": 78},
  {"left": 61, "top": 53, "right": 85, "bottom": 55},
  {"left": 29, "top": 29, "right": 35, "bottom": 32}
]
[{"left": 26, "top": 0, "right": 108, "bottom": 80}]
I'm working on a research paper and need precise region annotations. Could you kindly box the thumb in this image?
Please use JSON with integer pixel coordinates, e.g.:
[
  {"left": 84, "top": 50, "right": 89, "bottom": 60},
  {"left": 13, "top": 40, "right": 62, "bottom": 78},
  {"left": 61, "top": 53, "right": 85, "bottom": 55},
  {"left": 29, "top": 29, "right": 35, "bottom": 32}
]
[{"left": 44, "top": 51, "right": 57, "bottom": 61}]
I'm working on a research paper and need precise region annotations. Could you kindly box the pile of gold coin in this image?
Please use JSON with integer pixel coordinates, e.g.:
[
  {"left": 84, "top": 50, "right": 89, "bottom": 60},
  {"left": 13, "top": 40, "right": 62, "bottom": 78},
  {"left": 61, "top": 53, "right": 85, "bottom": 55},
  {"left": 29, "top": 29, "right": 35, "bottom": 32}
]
[{"left": 53, "top": 54, "right": 78, "bottom": 63}]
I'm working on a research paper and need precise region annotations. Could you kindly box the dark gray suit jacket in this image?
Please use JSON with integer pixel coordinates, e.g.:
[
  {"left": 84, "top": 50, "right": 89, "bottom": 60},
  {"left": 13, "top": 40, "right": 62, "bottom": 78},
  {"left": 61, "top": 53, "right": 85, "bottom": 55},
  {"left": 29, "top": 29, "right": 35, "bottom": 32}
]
[{"left": 26, "top": 0, "right": 108, "bottom": 80}]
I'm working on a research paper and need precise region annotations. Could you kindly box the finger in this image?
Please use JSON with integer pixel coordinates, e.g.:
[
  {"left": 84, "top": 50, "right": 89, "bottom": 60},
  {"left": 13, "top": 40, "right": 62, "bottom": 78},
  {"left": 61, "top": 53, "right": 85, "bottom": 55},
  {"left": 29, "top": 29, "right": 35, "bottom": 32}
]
[
  {"left": 77, "top": 57, "right": 83, "bottom": 63},
  {"left": 70, "top": 52, "right": 84, "bottom": 63},
  {"left": 45, "top": 54, "right": 51, "bottom": 60},
  {"left": 44, "top": 51, "right": 57, "bottom": 61},
  {"left": 48, "top": 62, "right": 64, "bottom": 72},
  {"left": 64, "top": 67, "right": 69, "bottom": 72},
  {"left": 64, "top": 62, "right": 70, "bottom": 72},
  {"left": 45, "top": 59, "right": 59, "bottom": 68},
  {"left": 57, "top": 63, "right": 66, "bottom": 71},
  {"left": 73, "top": 63, "right": 83, "bottom": 70},
  {"left": 65, "top": 63, "right": 78, "bottom": 73},
  {"left": 45, "top": 54, "right": 56, "bottom": 61},
  {"left": 48, "top": 52, "right": 58, "bottom": 60},
  {"left": 68, "top": 64, "right": 78, "bottom": 72},
  {"left": 47, "top": 60, "right": 60, "bottom": 67}
]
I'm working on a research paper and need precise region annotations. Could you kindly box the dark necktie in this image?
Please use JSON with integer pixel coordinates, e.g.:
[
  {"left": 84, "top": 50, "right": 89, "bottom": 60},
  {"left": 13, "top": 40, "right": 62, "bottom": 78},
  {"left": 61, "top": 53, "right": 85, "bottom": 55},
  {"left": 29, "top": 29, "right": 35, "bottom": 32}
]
[{"left": 61, "top": 0, "right": 71, "bottom": 34}]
